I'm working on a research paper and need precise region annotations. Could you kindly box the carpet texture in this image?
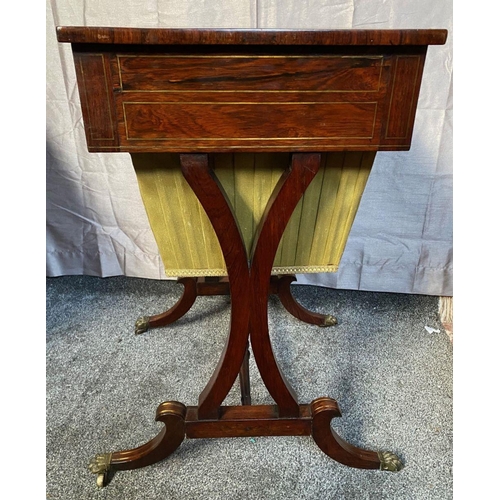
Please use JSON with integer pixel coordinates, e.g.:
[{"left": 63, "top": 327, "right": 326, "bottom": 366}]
[{"left": 46, "top": 276, "right": 452, "bottom": 499}]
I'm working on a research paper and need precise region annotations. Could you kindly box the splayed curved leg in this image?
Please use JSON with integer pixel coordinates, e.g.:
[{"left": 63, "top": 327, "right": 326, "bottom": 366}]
[
  {"left": 135, "top": 278, "right": 198, "bottom": 334},
  {"left": 276, "top": 275, "right": 337, "bottom": 327},
  {"left": 89, "top": 401, "right": 187, "bottom": 487},
  {"left": 311, "top": 397, "right": 403, "bottom": 471}
]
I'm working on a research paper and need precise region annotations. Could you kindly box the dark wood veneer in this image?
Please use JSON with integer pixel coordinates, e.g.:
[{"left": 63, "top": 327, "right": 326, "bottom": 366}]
[
  {"left": 57, "top": 27, "right": 447, "bottom": 46},
  {"left": 123, "top": 101, "right": 378, "bottom": 140},
  {"left": 117, "top": 55, "right": 384, "bottom": 92}
]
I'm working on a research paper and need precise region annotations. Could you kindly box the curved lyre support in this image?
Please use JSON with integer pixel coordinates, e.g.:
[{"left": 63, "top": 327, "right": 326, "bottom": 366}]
[
  {"left": 311, "top": 397, "right": 403, "bottom": 471},
  {"left": 250, "top": 154, "right": 321, "bottom": 417},
  {"left": 89, "top": 401, "right": 187, "bottom": 487},
  {"left": 180, "top": 154, "right": 252, "bottom": 420},
  {"left": 276, "top": 275, "right": 337, "bottom": 327},
  {"left": 135, "top": 277, "right": 198, "bottom": 334},
  {"left": 180, "top": 154, "right": 325, "bottom": 420}
]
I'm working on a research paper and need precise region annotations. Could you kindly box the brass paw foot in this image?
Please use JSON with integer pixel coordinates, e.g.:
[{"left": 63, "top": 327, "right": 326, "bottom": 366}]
[
  {"left": 378, "top": 451, "right": 403, "bottom": 472},
  {"left": 89, "top": 452, "right": 112, "bottom": 488},
  {"left": 320, "top": 314, "right": 338, "bottom": 327},
  {"left": 135, "top": 316, "right": 150, "bottom": 335}
]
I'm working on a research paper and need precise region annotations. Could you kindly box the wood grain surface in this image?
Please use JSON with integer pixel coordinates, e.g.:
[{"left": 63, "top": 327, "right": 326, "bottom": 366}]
[{"left": 57, "top": 26, "right": 447, "bottom": 46}]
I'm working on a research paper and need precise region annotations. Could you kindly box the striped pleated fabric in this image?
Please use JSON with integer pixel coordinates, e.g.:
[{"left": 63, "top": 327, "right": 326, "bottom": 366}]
[{"left": 131, "top": 152, "right": 374, "bottom": 277}]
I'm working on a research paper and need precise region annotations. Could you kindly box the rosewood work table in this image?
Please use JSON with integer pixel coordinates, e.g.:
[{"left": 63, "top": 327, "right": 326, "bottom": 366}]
[{"left": 56, "top": 26, "right": 447, "bottom": 487}]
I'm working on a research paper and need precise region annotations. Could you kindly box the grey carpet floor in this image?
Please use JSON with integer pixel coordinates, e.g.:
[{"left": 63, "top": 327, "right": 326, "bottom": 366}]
[{"left": 46, "top": 276, "right": 452, "bottom": 499}]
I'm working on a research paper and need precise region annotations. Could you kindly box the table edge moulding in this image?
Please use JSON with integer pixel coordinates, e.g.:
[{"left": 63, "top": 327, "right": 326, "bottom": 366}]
[{"left": 56, "top": 27, "right": 447, "bottom": 488}]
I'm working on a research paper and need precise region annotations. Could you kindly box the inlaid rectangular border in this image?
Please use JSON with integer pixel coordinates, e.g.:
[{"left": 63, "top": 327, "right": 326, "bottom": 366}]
[
  {"left": 121, "top": 101, "right": 379, "bottom": 141},
  {"left": 76, "top": 54, "right": 115, "bottom": 141},
  {"left": 384, "top": 55, "right": 422, "bottom": 139}
]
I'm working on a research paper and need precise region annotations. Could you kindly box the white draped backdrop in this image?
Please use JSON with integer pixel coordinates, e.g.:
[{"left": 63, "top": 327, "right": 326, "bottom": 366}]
[{"left": 46, "top": 0, "right": 453, "bottom": 296}]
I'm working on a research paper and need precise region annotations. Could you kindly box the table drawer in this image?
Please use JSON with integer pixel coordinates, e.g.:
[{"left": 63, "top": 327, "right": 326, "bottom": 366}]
[
  {"left": 115, "top": 54, "right": 388, "bottom": 150},
  {"left": 118, "top": 55, "right": 383, "bottom": 92}
]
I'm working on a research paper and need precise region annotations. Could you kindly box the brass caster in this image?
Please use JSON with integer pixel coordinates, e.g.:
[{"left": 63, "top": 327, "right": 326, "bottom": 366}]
[
  {"left": 320, "top": 314, "right": 338, "bottom": 327},
  {"left": 89, "top": 453, "right": 112, "bottom": 488},
  {"left": 378, "top": 451, "right": 403, "bottom": 472},
  {"left": 135, "top": 316, "right": 150, "bottom": 335}
]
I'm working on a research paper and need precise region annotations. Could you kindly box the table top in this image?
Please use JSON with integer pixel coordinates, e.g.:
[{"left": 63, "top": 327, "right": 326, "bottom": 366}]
[{"left": 56, "top": 27, "right": 447, "bottom": 46}]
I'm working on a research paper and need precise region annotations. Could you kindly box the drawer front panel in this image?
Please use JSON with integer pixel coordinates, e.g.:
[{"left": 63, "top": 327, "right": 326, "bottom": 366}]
[
  {"left": 122, "top": 101, "right": 378, "bottom": 142},
  {"left": 118, "top": 56, "right": 383, "bottom": 92}
]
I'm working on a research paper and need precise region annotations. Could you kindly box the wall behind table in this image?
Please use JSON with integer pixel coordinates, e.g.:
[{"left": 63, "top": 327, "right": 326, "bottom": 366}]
[{"left": 46, "top": 0, "right": 453, "bottom": 296}]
